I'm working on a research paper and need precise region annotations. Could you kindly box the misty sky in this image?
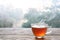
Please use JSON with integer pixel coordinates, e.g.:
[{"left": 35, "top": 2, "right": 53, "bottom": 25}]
[
  {"left": 0, "top": 0, "right": 60, "bottom": 19},
  {"left": 0, "top": 0, "right": 60, "bottom": 13},
  {"left": 0, "top": 0, "right": 60, "bottom": 27}
]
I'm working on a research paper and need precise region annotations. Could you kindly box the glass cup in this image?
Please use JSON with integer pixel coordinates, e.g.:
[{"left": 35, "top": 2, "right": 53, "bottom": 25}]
[{"left": 31, "top": 23, "right": 51, "bottom": 38}]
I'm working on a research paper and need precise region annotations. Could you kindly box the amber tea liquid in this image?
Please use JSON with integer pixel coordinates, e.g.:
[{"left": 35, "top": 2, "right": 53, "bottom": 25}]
[{"left": 32, "top": 27, "right": 47, "bottom": 37}]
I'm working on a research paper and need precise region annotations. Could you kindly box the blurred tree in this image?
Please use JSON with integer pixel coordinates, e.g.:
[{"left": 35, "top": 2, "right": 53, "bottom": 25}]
[
  {"left": 22, "top": 8, "right": 41, "bottom": 28},
  {"left": 22, "top": 7, "right": 60, "bottom": 28},
  {"left": 0, "top": 17, "right": 13, "bottom": 28},
  {"left": 46, "top": 10, "right": 60, "bottom": 28}
]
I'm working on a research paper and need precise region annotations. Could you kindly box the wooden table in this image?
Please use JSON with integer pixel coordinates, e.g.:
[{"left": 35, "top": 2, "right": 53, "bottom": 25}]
[{"left": 0, "top": 28, "right": 60, "bottom": 40}]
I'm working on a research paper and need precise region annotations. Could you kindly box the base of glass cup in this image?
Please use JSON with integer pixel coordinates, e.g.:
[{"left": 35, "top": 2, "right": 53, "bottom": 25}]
[{"left": 36, "top": 36, "right": 44, "bottom": 38}]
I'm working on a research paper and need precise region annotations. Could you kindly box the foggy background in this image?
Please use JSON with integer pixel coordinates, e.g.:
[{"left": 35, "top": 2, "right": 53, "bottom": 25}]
[{"left": 0, "top": 0, "right": 60, "bottom": 28}]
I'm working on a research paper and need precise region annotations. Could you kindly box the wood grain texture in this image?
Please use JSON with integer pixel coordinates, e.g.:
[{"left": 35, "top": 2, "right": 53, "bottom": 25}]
[{"left": 0, "top": 28, "right": 60, "bottom": 40}]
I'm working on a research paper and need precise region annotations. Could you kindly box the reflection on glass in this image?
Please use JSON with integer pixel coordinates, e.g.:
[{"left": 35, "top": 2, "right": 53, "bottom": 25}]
[
  {"left": 35, "top": 37, "right": 51, "bottom": 40},
  {"left": 35, "top": 37, "right": 45, "bottom": 40}
]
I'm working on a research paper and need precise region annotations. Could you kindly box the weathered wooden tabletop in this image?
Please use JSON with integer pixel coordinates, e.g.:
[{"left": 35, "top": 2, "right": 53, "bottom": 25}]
[{"left": 0, "top": 28, "right": 60, "bottom": 40}]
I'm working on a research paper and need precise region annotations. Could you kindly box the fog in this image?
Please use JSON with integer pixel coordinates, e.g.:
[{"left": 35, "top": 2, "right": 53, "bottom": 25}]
[{"left": 0, "top": 0, "right": 60, "bottom": 28}]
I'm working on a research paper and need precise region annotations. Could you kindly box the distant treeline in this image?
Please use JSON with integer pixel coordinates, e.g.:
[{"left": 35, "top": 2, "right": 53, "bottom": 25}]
[
  {"left": 22, "top": 8, "right": 60, "bottom": 28},
  {"left": 0, "top": 8, "right": 60, "bottom": 28}
]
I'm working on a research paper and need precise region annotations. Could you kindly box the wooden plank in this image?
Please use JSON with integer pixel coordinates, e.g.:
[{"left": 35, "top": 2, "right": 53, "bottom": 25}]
[
  {"left": 0, "top": 28, "right": 60, "bottom": 35},
  {"left": 0, "top": 28, "right": 59, "bottom": 40}
]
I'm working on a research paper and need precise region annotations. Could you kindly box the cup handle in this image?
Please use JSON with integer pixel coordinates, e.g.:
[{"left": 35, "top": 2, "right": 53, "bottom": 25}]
[{"left": 46, "top": 31, "right": 52, "bottom": 34}]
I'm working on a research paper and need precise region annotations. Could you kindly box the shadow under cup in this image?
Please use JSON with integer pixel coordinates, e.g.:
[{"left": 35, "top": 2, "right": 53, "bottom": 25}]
[{"left": 31, "top": 24, "right": 48, "bottom": 38}]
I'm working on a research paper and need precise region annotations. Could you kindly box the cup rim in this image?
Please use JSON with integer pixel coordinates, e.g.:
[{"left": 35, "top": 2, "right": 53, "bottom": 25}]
[{"left": 31, "top": 23, "right": 49, "bottom": 28}]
